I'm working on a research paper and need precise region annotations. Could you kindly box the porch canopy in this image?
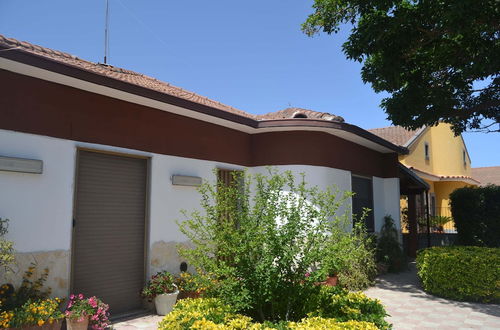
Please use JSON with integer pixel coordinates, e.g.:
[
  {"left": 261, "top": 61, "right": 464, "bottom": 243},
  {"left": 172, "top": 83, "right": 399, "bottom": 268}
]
[{"left": 398, "top": 163, "right": 429, "bottom": 195}]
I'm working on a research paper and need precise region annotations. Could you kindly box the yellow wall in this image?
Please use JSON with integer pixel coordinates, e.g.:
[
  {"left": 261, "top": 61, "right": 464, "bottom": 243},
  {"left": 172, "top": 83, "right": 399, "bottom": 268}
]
[
  {"left": 399, "top": 123, "right": 471, "bottom": 177},
  {"left": 433, "top": 181, "right": 470, "bottom": 214}
]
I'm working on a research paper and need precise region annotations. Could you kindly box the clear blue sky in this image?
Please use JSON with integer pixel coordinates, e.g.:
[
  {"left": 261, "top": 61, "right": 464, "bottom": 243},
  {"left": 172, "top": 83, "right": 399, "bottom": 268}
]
[{"left": 1, "top": 0, "right": 498, "bottom": 167}]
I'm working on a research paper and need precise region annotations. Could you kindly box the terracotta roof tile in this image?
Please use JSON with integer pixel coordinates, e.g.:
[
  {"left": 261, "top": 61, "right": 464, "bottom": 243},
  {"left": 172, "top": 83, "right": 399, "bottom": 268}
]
[
  {"left": 257, "top": 107, "right": 344, "bottom": 122},
  {"left": 408, "top": 166, "right": 481, "bottom": 184},
  {"left": 0, "top": 35, "right": 255, "bottom": 119},
  {"left": 368, "top": 126, "right": 420, "bottom": 146},
  {"left": 471, "top": 166, "right": 500, "bottom": 186}
]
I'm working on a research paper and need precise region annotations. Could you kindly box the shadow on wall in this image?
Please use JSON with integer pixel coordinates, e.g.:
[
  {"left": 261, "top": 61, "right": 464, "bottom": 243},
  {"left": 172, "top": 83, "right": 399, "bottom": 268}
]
[{"left": 0, "top": 250, "right": 70, "bottom": 298}]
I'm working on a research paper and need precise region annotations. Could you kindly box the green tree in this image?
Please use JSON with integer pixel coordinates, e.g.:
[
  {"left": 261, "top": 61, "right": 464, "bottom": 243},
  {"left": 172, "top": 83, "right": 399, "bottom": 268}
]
[
  {"left": 177, "top": 169, "right": 374, "bottom": 322},
  {"left": 303, "top": 0, "right": 500, "bottom": 134}
]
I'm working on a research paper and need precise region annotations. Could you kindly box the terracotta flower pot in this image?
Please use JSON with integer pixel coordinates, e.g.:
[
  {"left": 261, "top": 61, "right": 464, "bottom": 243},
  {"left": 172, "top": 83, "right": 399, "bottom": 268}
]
[
  {"left": 66, "top": 317, "right": 89, "bottom": 330},
  {"left": 324, "top": 275, "right": 338, "bottom": 286}
]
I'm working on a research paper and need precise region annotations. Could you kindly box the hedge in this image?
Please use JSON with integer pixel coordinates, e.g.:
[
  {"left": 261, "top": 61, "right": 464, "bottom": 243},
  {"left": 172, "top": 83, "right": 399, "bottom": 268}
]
[
  {"left": 450, "top": 185, "right": 500, "bottom": 247},
  {"left": 158, "top": 297, "right": 382, "bottom": 329},
  {"left": 416, "top": 246, "right": 500, "bottom": 303}
]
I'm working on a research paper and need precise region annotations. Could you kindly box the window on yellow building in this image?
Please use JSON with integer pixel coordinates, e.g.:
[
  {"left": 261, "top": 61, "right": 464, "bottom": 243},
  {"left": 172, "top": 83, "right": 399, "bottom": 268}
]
[
  {"left": 424, "top": 142, "right": 430, "bottom": 160},
  {"left": 463, "top": 150, "right": 467, "bottom": 167}
]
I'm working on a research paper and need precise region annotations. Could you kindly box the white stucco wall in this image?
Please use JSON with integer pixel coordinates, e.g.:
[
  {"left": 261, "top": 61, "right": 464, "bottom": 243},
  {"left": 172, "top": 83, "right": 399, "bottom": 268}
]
[
  {"left": 0, "top": 129, "right": 76, "bottom": 252},
  {"left": 0, "top": 128, "right": 401, "bottom": 290},
  {"left": 373, "top": 176, "right": 401, "bottom": 233}
]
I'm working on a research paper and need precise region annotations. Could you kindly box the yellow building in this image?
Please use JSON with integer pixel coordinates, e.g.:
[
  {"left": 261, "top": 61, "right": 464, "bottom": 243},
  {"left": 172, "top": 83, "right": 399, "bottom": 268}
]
[{"left": 369, "top": 123, "right": 479, "bottom": 225}]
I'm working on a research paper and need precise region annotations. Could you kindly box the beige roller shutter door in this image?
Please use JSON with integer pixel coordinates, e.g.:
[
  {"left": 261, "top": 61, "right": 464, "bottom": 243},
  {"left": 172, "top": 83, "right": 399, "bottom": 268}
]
[{"left": 72, "top": 150, "right": 147, "bottom": 316}]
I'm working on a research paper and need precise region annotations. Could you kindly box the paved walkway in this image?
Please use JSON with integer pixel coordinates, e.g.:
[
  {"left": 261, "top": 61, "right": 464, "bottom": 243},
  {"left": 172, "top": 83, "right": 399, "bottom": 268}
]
[
  {"left": 364, "top": 263, "right": 500, "bottom": 329},
  {"left": 113, "top": 314, "right": 162, "bottom": 330}
]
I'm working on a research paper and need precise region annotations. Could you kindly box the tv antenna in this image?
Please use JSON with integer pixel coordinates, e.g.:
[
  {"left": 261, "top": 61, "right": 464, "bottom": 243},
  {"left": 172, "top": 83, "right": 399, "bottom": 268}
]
[{"left": 104, "top": 0, "right": 110, "bottom": 64}]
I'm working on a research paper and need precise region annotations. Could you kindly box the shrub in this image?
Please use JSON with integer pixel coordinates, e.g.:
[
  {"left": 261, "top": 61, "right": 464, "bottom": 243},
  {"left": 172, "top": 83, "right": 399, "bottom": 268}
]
[
  {"left": 336, "top": 228, "right": 377, "bottom": 290},
  {"left": 450, "top": 185, "right": 500, "bottom": 247},
  {"left": 178, "top": 169, "right": 375, "bottom": 322},
  {"left": 306, "top": 286, "right": 390, "bottom": 329},
  {"left": 376, "top": 215, "right": 406, "bottom": 273},
  {"left": 288, "top": 317, "right": 378, "bottom": 330},
  {"left": 0, "top": 218, "right": 14, "bottom": 272},
  {"left": 158, "top": 298, "right": 234, "bottom": 329},
  {"left": 158, "top": 298, "right": 380, "bottom": 329},
  {"left": 0, "top": 264, "right": 51, "bottom": 311},
  {"left": 0, "top": 298, "right": 63, "bottom": 328},
  {"left": 416, "top": 246, "right": 500, "bottom": 302},
  {"left": 174, "top": 271, "right": 210, "bottom": 294}
]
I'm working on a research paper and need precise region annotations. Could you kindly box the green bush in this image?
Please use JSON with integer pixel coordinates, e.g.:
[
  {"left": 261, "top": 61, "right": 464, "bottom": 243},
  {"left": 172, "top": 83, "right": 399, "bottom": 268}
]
[
  {"left": 416, "top": 246, "right": 500, "bottom": 302},
  {"left": 306, "top": 286, "right": 389, "bottom": 329},
  {"left": 450, "top": 185, "right": 500, "bottom": 247},
  {"left": 335, "top": 223, "right": 377, "bottom": 290},
  {"left": 158, "top": 298, "right": 380, "bottom": 329},
  {"left": 178, "top": 168, "right": 375, "bottom": 322},
  {"left": 1, "top": 264, "right": 52, "bottom": 312}
]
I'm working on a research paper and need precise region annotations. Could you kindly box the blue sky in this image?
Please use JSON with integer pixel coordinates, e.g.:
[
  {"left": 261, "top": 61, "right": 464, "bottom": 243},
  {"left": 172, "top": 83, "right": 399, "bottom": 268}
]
[{"left": 1, "top": 0, "right": 498, "bottom": 167}]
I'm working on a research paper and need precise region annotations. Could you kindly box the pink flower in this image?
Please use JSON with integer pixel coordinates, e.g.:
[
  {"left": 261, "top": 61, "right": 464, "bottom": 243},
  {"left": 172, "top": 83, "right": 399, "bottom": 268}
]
[
  {"left": 88, "top": 297, "right": 98, "bottom": 308},
  {"left": 305, "top": 272, "right": 311, "bottom": 277},
  {"left": 70, "top": 294, "right": 75, "bottom": 299},
  {"left": 78, "top": 293, "right": 84, "bottom": 299}
]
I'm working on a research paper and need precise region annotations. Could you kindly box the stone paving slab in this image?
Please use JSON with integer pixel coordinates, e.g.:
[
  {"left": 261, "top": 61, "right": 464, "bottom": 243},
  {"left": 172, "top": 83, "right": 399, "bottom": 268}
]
[
  {"left": 112, "top": 314, "right": 163, "bottom": 330},
  {"left": 364, "top": 263, "right": 500, "bottom": 329}
]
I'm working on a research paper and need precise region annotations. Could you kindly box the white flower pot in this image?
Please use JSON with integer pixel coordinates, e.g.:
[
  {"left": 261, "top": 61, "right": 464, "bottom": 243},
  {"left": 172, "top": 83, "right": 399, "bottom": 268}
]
[{"left": 154, "top": 289, "right": 179, "bottom": 315}]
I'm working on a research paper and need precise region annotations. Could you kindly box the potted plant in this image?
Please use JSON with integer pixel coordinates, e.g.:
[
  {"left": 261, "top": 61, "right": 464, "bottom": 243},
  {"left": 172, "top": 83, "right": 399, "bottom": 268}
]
[
  {"left": 64, "top": 294, "right": 110, "bottom": 330},
  {"left": 141, "top": 271, "right": 178, "bottom": 315},
  {"left": 174, "top": 272, "right": 207, "bottom": 300},
  {"left": 324, "top": 270, "right": 339, "bottom": 286},
  {"left": 64, "top": 294, "right": 92, "bottom": 330},
  {"left": 322, "top": 256, "right": 341, "bottom": 287}
]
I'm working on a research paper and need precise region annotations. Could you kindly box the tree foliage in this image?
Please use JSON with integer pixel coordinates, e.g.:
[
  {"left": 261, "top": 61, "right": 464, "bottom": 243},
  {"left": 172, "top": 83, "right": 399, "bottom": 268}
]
[
  {"left": 177, "top": 169, "right": 375, "bottom": 322},
  {"left": 303, "top": 0, "right": 500, "bottom": 134}
]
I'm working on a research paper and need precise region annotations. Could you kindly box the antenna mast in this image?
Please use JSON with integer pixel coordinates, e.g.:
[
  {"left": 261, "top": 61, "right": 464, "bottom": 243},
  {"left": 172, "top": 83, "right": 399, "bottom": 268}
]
[{"left": 104, "top": 0, "right": 110, "bottom": 64}]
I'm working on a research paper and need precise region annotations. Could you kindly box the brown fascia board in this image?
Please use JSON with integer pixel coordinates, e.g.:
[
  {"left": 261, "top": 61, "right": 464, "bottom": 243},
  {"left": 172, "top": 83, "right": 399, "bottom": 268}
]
[
  {"left": 258, "top": 120, "right": 408, "bottom": 154},
  {"left": 0, "top": 45, "right": 407, "bottom": 155}
]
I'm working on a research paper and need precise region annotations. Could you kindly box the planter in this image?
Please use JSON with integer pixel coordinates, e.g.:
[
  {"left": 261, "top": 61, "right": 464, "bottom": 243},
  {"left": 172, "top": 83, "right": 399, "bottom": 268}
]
[
  {"left": 177, "top": 290, "right": 203, "bottom": 301},
  {"left": 154, "top": 290, "right": 179, "bottom": 316},
  {"left": 8, "top": 320, "right": 63, "bottom": 330},
  {"left": 324, "top": 275, "right": 338, "bottom": 287},
  {"left": 66, "top": 317, "right": 89, "bottom": 330}
]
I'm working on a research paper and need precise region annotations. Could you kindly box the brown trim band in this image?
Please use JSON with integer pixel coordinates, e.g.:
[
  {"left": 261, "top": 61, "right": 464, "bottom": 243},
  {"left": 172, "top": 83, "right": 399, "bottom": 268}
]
[
  {"left": 0, "top": 69, "right": 399, "bottom": 178},
  {"left": 0, "top": 46, "right": 406, "bottom": 154}
]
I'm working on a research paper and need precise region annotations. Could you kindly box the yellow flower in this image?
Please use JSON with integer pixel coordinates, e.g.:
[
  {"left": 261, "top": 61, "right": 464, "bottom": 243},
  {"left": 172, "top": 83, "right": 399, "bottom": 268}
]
[{"left": 38, "top": 320, "right": 45, "bottom": 326}]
